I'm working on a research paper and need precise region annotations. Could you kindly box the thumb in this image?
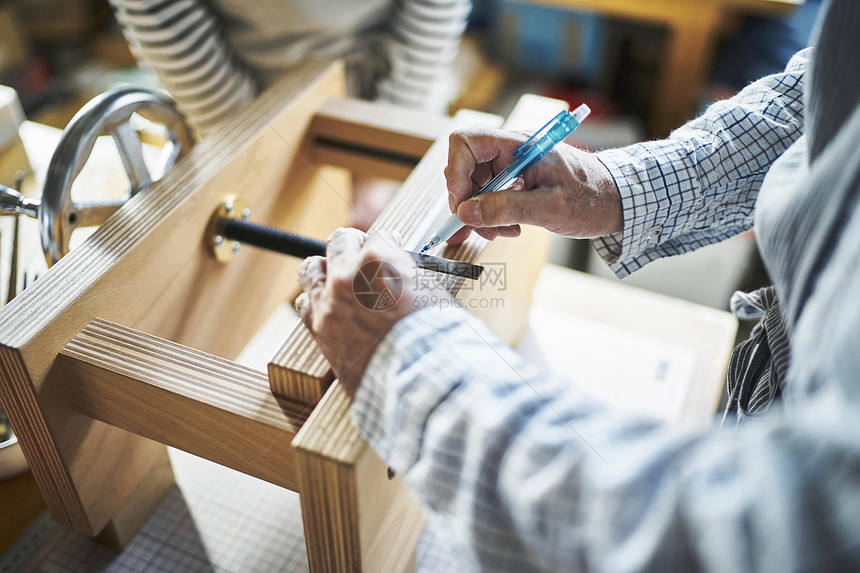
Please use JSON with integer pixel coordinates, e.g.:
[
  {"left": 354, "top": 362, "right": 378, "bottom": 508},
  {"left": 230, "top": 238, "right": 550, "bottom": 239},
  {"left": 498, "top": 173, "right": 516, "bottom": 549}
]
[{"left": 457, "top": 188, "right": 548, "bottom": 228}]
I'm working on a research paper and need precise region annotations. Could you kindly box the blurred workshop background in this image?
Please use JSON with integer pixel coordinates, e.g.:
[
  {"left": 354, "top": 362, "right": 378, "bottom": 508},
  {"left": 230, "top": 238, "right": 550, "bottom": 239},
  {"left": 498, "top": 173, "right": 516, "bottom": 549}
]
[
  {"left": 0, "top": 0, "right": 820, "bottom": 562},
  {"left": 0, "top": 0, "right": 821, "bottom": 312}
]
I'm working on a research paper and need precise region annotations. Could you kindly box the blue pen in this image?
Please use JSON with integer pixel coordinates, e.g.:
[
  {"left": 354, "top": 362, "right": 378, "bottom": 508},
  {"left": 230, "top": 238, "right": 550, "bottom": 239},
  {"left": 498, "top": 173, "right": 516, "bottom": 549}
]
[{"left": 420, "top": 103, "right": 591, "bottom": 253}]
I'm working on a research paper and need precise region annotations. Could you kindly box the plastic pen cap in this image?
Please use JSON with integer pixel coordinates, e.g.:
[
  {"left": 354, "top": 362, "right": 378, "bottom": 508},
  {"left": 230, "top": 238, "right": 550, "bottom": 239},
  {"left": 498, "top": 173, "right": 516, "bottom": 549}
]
[{"left": 571, "top": 103, "right": 590, "bottom": 124}]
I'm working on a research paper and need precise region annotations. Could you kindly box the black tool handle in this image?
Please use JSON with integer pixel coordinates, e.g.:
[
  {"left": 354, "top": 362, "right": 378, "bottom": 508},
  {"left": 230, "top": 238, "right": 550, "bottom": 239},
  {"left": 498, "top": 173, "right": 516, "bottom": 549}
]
[
  {"left": 222, "top": 218, "right": 326, "bottom": 259},
  {"left": 220, "top": 218, "right": 483, "bottom": 279}
]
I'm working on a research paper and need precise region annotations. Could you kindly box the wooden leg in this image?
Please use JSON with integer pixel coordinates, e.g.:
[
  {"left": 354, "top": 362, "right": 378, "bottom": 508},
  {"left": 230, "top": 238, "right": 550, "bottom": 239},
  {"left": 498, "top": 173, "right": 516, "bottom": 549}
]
[
  {"left": 94, "top": 448, "right": 174, "bottom": 550},
  {"left": 295, "top": 383, "right": 425, "bottom": 573},
  {"left": 0, "top": 60, "right": 348, "bottom": 538}
]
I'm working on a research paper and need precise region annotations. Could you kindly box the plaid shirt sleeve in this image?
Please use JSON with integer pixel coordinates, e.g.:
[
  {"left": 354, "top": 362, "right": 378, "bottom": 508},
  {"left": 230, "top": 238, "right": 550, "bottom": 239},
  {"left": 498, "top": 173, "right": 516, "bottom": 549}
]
[
  {"left": 592, "top": 49, "right": 809, "bottom": 278},
  {"left": 351, "top": 305, "right": 860, "bottom": 572}
]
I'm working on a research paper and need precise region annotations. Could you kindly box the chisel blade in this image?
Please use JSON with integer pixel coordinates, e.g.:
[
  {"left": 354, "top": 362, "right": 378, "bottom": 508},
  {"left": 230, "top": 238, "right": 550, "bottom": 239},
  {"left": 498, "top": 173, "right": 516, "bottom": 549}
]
[{"left": 407, "top": 251, "right": 484, "bottom": 280}]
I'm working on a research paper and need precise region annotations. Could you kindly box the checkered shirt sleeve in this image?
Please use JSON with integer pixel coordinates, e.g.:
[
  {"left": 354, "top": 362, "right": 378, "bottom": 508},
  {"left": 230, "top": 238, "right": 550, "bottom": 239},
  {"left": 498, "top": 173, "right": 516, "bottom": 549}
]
[
  {"left": 351, "top": 302, "right": 860, "bottom": 572},
  {"left": 352, "top": 306, "right": 619, "bottom": 571},
  {"left": 592, "top": 49, "right": 809, "bottom": 278}
]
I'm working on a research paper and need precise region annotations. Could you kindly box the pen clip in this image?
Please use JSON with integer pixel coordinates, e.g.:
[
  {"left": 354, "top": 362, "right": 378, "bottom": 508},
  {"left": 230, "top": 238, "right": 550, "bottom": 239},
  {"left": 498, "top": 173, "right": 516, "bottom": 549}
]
[{"left": 513, "top": 110, "right": 568, "bottom": 158}]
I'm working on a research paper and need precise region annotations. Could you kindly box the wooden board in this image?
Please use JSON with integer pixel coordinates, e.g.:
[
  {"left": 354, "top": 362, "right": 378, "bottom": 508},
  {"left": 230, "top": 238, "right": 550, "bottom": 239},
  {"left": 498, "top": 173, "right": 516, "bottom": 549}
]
[
  {"left": 295, "top": 382, "right": 424, "bottom": 573},
  {"left": 309, "top": 97, "right": 454, "bottom": 181},
  {"left": 0, "top": 59, "right": 350, "bottom": 536},
  {"left": 523, "top": 264, "right": 737, "bottom": 425},
  {"left": 57, "top": 319, "right": 309, "bottom": 490},
  {"left": 288, "top": 94, "right": 568, "bottom": 572}
]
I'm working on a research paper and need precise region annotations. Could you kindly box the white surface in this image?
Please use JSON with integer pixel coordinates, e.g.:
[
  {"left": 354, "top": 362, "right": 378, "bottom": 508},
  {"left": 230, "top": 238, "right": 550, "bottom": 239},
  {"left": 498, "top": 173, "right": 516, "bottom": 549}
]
[
  {"left": 0, "top": 86, "right": 24, "bottom": 149},
  {"left": 520, "top": 307, "right": 697, "bottom": 423},
  {"left": 586, "top": 233, "right": 757, "bottom": 309}
]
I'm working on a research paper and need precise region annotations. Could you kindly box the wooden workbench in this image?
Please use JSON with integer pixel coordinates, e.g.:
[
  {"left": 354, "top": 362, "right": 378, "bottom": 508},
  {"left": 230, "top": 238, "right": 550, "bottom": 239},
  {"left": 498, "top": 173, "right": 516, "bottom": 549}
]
[
  {"left": 0, "top": 85, "right": 733, "bottom": 568},
  {"left": 0, "top": 262, "right": 738, "bottom": 568},
  {"left": 531, "top": 0, "right": 802, "bottom": 136}
]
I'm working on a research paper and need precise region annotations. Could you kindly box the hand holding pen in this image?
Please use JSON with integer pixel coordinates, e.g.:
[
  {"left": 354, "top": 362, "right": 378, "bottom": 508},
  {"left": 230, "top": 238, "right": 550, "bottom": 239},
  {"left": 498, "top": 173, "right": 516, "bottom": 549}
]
[{"left": 430, "top": 103, "right": 625, "bottom": 249}]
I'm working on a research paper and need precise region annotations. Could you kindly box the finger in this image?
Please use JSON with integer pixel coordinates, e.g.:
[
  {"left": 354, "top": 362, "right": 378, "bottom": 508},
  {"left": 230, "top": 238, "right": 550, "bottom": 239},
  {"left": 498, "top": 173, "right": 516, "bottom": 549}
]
[
  {"left": 364, "top": 231, "right": 412, "bottom": 271},
  {"left": 496, "top": 224, "right": 522, "bottom": 238},
  {"left": 444, "top": 223, "right": 519, "bottom": 246},
  {"left": 299, "top": 256, "right": 327, "bottom": 303},
  {"left": 369, "top": 229, "right": 403, "bottom": 250},
  {"left": 458, "top": 187, "right": 554, "bottom": 228},
  {"left": 474, "top": 227, "right": 500, "bottom": 241},
  {"left": 326, "top": 227, "right": 367, "bottom": 281},
  {"left": 446, "top": 127, "right": 518, "bottom": 207},
  {"left": 295, "top": 293, "right": 312, "bottom": 330},
  {"left": 445, "top": 225, "right": 473, "bottom": 245}
]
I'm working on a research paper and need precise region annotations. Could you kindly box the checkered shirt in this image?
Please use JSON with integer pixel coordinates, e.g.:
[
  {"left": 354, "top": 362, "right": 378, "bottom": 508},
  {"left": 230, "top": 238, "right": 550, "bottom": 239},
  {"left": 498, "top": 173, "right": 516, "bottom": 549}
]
[
  {"left": 347, "top": 47, "right": 860, "bottom": 573},
  {"left": 592, "top": 50, "right": 808, "bottom": 278}
]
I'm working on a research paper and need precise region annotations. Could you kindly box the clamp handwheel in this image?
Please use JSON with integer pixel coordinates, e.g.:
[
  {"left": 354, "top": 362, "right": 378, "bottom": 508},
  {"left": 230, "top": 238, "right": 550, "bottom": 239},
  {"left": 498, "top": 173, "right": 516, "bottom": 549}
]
[{"left": 0, "top": 86, "right": 195, "bottom": 266}]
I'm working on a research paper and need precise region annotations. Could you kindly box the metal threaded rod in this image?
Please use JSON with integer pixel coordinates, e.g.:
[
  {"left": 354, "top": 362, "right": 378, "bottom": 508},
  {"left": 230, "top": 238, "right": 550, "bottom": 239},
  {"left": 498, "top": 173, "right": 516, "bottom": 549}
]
[
  {"left": 219, "top": 217, "right": 484, "bottom": 279},
  {"left": 221, "top": 218, "right": 326, "bottom": 259}
]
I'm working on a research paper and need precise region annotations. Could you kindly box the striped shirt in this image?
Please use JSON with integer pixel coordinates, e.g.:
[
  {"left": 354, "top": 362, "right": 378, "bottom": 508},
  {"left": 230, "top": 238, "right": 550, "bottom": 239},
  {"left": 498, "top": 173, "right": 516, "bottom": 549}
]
[
  {"left": 108, "top": 0, "right": 471, "bottom": 135},
  {"left": 351, "top": 1, "right": 860, "bottom": 570}
]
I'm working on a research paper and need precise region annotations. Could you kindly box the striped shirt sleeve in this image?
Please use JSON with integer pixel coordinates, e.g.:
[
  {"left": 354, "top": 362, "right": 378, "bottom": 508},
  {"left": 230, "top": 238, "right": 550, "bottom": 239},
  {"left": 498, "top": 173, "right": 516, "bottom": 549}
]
[
  {"left": 109, "top": 0, "right": 259, "bottom": 136},
  {"left": 109, "top": 0, "right": 472, "bottom": 136},
  {"left": 380, "top": 0, "right": 472, "bottom": 113},
  {"left": 591, "top": 49, "right": 809, "bottom": 278}
]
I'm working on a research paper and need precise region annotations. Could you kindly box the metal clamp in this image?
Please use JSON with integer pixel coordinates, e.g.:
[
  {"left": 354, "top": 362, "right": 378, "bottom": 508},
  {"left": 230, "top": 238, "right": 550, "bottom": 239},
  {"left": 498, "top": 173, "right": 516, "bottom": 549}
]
[
  {"left": 0, "top": 86, "right": 195, "bottom": 266},
  {"left": 209, "top": 197, "right": 251, "bottom": 263}
]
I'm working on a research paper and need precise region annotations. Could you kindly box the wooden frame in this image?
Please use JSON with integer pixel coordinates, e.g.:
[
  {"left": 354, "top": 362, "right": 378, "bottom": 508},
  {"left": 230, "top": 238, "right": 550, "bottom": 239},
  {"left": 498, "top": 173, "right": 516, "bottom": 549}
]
[{"left": 0, "top": 60, "right": 561, "bottom": 570}]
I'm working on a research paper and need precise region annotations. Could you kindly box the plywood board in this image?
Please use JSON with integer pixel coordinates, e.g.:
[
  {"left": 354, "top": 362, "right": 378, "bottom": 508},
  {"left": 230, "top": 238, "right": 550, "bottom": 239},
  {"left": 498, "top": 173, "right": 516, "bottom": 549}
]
[{"left": 0, "top": 59, "right": 350, "bottom": 536}]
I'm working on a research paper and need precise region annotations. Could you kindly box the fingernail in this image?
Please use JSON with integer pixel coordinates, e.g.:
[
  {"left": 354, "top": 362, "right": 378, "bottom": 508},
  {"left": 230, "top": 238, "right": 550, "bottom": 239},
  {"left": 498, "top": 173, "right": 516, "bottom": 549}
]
[
  {"left": 448, "top": 192, "right": 456, "bottom": 212},
  {"left": 458, "top": 199, "right": 482, "bottom": 225}
]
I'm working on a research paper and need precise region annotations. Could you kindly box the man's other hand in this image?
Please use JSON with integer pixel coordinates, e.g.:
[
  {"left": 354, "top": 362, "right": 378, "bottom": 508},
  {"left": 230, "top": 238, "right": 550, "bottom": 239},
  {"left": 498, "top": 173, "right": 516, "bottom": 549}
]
[{"left": 296, "top": 228, "right": 450, "bottom": 397}]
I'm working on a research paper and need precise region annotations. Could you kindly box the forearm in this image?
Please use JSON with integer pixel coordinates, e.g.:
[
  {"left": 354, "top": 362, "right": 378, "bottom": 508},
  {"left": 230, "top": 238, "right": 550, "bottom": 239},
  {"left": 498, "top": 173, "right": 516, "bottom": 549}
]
[
  {"left": 351, "top": 305, "right": 860, "bottom": 572},
  {"left": 352, "top": 307, "right": 676, "bottom": 570},
  {"left": 593, "top": 49, "right": 809, "bottom": 278}
]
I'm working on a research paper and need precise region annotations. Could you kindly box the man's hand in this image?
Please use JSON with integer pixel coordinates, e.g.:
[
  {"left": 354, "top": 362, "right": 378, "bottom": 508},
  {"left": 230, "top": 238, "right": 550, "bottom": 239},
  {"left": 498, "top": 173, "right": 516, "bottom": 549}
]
[
  {"left": 296, "top": 228, "right": 450, "bottom": 397},
  {"left": 444, "top": 126, "right": 623, "bottom": 244}
]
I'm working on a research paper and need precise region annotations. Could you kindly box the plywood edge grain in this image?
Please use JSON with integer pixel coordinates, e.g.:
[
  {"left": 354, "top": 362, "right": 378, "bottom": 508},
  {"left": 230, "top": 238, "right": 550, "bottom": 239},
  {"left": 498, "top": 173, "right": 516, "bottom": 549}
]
[
  {"left": 0, "top": 345, "right": 89, "bottom": 532},
  {"left": 0, "top": 58, "right": 348, "bottom": 533},
  {"left": 293, "top": 381, "right": 424, "bottom": 573},
  {"left": 58, "top": 319, "right": 310, "bottom": 491},
  {"left": 311, "top": 97, "right": 452, "bottom": 158}
]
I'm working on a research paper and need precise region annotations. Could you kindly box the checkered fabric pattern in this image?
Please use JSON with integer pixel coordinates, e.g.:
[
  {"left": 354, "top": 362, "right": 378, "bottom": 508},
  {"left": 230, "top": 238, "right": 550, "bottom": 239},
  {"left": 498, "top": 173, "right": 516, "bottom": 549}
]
[
  {"left": 350, "top": 39, "right": 860, "bottom": 571},
  {"left": 592, "top": 49, "right": 809, "bottom": 278}
]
